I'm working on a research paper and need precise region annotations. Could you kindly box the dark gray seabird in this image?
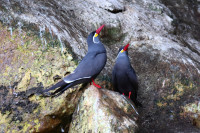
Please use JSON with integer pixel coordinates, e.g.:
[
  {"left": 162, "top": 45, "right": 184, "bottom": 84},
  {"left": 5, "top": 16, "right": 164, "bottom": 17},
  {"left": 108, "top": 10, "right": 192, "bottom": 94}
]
[
  {"left": 112, "top": 44, "right": 142, "bottom": 107},
  {"left": 43, "top": 25, "right": 107, "bottom": 96}
]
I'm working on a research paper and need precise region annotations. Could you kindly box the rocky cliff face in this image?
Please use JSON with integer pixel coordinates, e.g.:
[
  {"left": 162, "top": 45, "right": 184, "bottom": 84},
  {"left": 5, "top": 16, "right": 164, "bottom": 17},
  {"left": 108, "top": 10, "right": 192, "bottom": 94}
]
[{"left": 0, "top": 0, "right": 200, "bottom": 132}]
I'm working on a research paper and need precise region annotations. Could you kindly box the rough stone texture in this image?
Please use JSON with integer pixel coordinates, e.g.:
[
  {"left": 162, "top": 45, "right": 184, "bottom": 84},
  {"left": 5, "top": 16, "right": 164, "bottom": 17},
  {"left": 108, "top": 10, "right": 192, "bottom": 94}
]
[
  {"left": 0, "top": 0, "right": 199, "bottom": 72},
  {"left": 0, "top": 84, "right": 83, "bottom": 133},
  {"left": 0, "top": 23, "right": 83, "bottom": 132},
  {"left": 90, "top": 0, "right": 125, "bottom": 12},
  {"left": 0, "top": 0, "right": 200, "bottom": 132},
  {"left": 69, "top": 85, "right": 138, "bottom": 133},
  {"left": 183, "top": 102, "right": 200, "bottom": 128}
]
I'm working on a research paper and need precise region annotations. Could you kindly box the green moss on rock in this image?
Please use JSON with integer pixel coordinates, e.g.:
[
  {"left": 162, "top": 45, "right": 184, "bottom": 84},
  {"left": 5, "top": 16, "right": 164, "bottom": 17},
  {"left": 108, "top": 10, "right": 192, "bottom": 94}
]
[{"left": 0, "top": 21, "right": 82, "bottom": 132}]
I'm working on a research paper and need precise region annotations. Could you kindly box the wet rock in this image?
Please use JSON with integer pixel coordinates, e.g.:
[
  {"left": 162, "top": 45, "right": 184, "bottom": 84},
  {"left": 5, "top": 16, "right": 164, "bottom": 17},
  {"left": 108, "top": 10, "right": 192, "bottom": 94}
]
[
  {"left": 0, "top": 23, "right": 83, "bottom": 132},
  {"left": 69, "top": 85, "right": 138, "bottom": 133},
  {"left": 0, "top": 84, "right": 84, "bottom": 133},
  {"left": 0, "top": 0, "right": 200, "bottom": 132}
]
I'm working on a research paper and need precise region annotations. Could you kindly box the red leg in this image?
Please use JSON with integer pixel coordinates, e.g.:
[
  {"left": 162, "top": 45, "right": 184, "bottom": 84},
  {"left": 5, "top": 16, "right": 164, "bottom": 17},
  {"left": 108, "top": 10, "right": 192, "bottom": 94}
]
[
  {"left": 90, "top": 82, "right": 91, "bottom": 85},
  {"left": 92, "top": 78, "right": 101, "bottom": 88},
  {"left": 122, "top": 93, "right": 124, "bottom": 95},
  {"left": 129, "top": 92, "right": 131, "bottom": 99}
]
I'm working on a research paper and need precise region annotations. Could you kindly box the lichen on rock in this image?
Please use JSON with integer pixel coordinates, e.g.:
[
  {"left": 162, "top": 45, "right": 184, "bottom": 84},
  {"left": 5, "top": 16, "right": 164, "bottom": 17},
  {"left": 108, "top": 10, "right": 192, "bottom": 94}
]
[
  {"left": 182, "top": 102, "right": 200, "bottom": 128},
  {"left": 0, "top": 21, "right": 82, "bottom": 132},
  {"left": 0, "top": 0, "right": 200, "bottom": 132}
]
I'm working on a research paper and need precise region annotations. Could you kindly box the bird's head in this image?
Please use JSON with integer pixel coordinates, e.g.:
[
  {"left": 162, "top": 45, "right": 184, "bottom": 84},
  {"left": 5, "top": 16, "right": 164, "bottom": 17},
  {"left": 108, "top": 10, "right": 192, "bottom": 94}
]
[
  {"left": 118, "top": 43, "right": 129, "bottom": 54},
  {"left": 87, "top": 25, "right": 105, "bottom": 45}
]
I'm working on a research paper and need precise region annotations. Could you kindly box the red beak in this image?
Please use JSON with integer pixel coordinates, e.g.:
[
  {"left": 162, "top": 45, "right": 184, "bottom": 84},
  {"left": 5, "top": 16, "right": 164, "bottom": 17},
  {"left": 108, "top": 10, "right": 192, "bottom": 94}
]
[
  {"left": 96, "top": 25, "right": 105, "bottom": 34},
  {"left": 123, "top": 43, "right": 129, "bottom": 51}
]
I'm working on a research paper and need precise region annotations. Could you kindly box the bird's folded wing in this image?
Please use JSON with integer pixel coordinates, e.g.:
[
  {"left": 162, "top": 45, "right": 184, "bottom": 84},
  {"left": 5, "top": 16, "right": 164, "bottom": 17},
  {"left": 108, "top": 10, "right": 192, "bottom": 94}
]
[
  {"left": 112, "top": 68, "right": 117, "bottom": 90},
  {"left": 126, "top": 68, "right": 138, "bottom": 85},
  {"left": 63, "top": 73, "right": 91, "bottom": 83},
  {"left": 63, "top": 52, "right": 104, "bottom": 83}
]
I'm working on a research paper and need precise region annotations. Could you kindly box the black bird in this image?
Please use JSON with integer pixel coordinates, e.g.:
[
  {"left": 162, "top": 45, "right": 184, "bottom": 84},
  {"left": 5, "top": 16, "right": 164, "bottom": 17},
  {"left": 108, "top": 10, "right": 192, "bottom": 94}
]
[
  {"left": 43, "top": 25, "right": 107, "bottom": 96},
  {"left": 112, "top": 43, "right": 142, "bottom": 107}
]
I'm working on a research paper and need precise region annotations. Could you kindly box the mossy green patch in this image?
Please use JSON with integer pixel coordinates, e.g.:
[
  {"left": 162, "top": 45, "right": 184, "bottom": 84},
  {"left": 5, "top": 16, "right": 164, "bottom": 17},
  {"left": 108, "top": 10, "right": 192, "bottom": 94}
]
[
  {"left": 157, "top": 79, "right": 196, "bottom": 107},
  {"left": 0, "top": 19, "right": 79, "bottom": 132},
  {"left": 17, "top": 70, "right": 31, "bottom": 92},
  {"left": 157, "top": 101, "right": 167, "bottom": 107},
  {"left": 0, "top": 21, "right": 77, "bottom": 87},
  {"left": 101, "top": 26, "right": 126, "bottom": 46},
  {"left": 0, "top": 111, "right": 11, "bottom": 125}
]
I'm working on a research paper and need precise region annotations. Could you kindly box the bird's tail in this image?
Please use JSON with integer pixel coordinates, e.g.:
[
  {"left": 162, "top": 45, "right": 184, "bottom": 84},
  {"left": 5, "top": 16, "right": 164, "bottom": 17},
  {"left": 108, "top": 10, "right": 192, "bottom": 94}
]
[
  {"left": 129, "top": 92, "right": 143, "bottom": 107},
  {"left": 43, "top": 80, "right": 70, "bottom": 97},
  {"left": 133, "top": 100, "right": 143, "bottom": 107}
]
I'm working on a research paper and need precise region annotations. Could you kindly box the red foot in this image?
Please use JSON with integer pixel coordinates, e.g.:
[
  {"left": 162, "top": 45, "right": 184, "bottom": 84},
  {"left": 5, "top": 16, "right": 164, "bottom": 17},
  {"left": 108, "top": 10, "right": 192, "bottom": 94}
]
[
  {"left": 129, "top": 92, "right": 131, "bottom": 99},
  {"left": 122, "top": 93, "right": 124, "bottom": 95},
  {"left": 92, "top": 78, "right": 101, "bottom": 88}
]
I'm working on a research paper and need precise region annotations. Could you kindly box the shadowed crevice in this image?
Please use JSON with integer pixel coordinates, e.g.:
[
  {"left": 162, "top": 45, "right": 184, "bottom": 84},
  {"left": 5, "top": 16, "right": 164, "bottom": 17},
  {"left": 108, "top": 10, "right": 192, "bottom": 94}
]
[{"left": 104, "top": 8, "right": 125, "bottom": 14}]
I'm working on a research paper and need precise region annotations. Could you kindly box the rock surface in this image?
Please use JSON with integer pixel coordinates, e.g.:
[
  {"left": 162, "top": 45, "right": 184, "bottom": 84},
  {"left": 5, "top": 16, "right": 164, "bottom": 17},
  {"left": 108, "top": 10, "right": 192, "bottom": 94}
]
[
  {"left": 0, "top": 23, "right": 83, "bottom": 132},
  {"left": 0, "top": 0, "right": 200, "bottom": 132},
  {"left": 69, "top": 85, "right": 138, "bottom": 133}
]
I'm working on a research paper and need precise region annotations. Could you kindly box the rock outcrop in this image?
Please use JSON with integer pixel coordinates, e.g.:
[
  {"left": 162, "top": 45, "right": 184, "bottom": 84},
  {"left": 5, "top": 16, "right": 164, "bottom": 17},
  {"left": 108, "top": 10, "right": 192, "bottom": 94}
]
[
  {"left": 0, "top": 0, "right": 200, "bottom": 132},
  {"left": 69, "top": 85, "right": 138, "bottom": 133},
  {"left": 0, "top": 23, "right": 82, "bottom": 132}
]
